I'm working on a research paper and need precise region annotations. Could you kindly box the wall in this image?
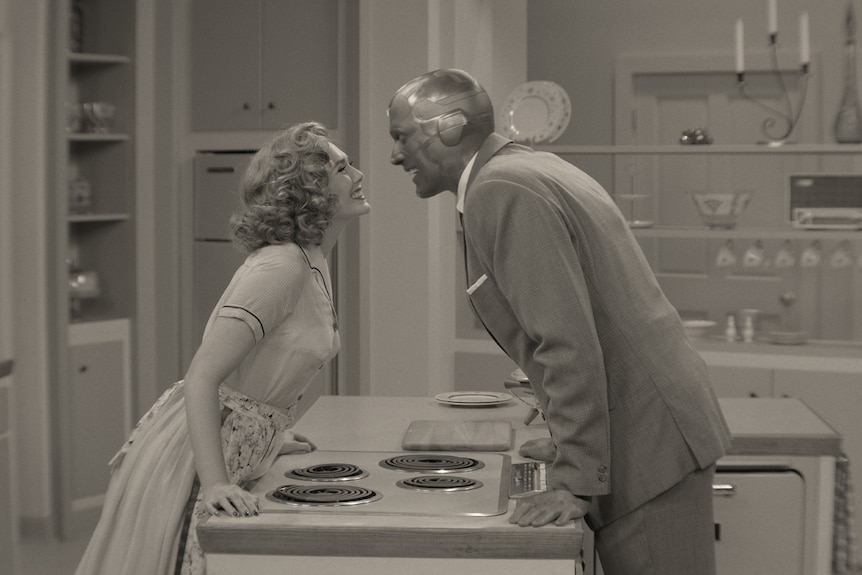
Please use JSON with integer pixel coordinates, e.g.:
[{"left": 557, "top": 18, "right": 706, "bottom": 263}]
[
  {"left": 356, "top": 0, "right": 527, "bottom": 397},
  {"left": 525, "top": 0, "right": 862, "bottom": 343}
]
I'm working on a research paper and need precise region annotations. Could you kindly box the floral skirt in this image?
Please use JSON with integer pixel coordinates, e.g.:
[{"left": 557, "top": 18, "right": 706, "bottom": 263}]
[{"left": 75, "top": 381, "right": 292, "bottom": 575}]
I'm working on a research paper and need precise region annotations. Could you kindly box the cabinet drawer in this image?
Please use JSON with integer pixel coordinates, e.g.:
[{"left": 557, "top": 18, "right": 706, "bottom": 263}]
[{"left": 714, "top": 471, "right": 805, "bottom": 575}]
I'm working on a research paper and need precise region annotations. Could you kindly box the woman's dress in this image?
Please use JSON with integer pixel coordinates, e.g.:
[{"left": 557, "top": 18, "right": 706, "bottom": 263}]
[{"left": 75, "top": 244, "right": 339, "bottom": 575}]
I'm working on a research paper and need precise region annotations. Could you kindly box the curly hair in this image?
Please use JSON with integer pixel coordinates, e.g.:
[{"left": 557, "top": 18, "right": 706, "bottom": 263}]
[{"left": 230, "top": 122, "right": 340, "bottom": 252}]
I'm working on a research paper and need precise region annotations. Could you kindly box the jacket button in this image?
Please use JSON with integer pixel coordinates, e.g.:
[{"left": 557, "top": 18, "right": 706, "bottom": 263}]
[
  {"left": 598, "top": 473, "right": 608, "bottom": 482},
  {"left": 598, "top": 464, "right": 607, "bottom": 473}
]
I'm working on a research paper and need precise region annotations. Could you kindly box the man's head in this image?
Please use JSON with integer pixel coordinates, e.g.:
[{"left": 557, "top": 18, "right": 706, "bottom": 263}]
[{"left": 388, "top": 69, "right": 494, "bottom": 198}]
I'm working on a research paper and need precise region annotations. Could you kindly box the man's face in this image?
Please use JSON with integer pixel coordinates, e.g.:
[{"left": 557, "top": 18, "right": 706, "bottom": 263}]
[{"left": 388, "top": 96, "right": 462, "bottom": 199}]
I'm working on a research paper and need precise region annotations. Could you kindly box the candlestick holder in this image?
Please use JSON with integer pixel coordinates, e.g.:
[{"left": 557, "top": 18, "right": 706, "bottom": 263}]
[{"left": 736, "top": 34, "right": 809, "bottom": 146}]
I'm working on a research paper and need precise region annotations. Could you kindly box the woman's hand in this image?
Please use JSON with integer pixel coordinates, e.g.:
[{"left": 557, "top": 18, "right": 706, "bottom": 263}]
[
  {"left": 278, "top": 431, "right": 316, "bottom": 455},
  {"left": 200, "top": 481, "right": 260, "bottom": 517},
  {"left": 519, "top": 437, "right": 556, "bottom": 462}
]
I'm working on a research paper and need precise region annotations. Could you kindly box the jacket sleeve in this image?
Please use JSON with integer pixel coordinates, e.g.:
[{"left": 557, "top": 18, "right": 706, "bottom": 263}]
[{"left": 465, "top": 180, "right": 611, "bottom": 497}]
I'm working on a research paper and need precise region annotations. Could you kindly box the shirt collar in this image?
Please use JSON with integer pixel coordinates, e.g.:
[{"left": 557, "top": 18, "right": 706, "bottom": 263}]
[{"left": 456, "top": 151, "right": 479, "bottom": 214}]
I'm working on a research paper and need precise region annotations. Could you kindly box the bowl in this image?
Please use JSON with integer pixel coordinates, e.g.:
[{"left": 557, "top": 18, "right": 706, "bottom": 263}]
[
  {"left": 682, "top": 319, "right": 716, "bottom": 339},
  {"left": 689, "top": 190, "right": 754, "bottom": 229}
]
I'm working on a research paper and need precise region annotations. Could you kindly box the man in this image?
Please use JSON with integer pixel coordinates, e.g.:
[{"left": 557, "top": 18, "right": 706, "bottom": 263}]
[{"left": 388, "top": 68, "right": 732, "bottom": 575}]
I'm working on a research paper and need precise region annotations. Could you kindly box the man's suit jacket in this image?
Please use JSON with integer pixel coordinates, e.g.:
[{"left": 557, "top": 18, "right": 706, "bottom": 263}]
[{"left": 461, "top": 133, "right": 732, "bottom": 528}]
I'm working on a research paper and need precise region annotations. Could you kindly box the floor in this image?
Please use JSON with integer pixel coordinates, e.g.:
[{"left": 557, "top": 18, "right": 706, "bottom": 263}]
[{"left": 14, "top": 528, "right": 92, "bottom": 575}]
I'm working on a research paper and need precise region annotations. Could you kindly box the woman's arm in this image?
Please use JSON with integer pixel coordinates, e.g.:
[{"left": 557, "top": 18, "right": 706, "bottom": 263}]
[{"left": 183, "top": 316, "right": 257, "bottom": 516}]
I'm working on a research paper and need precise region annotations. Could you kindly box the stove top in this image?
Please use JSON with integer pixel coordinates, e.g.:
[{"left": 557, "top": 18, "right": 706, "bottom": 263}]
[{"left": 251, "top": 450, "right": 511, "bottom": 517}]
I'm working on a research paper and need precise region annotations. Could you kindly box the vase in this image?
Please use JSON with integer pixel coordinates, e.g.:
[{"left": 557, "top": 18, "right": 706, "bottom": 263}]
[{"left": 835, "top": 2, "right": 862, "bottom": 143}]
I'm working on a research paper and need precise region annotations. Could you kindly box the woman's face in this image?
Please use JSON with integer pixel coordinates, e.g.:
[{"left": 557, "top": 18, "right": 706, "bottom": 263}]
[{"left": 327, "top": 142, "right": 370, "bottom": 221}]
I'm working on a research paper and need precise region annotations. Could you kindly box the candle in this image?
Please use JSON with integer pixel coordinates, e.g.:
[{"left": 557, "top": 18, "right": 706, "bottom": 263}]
[
  {"left": 736, "top": 19, "right": 745, "bottom": 73},
  {"left": 768, "top": 0, "right": 778, "bottom": 35},
  {"left": 799, "top": 11, "right": 810, "bottom": 65}
]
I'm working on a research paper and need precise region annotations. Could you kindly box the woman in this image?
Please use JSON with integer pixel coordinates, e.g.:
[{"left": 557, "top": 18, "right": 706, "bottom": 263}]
[{"left": 76, "top": 122, "right": 371, "bottom": 575}]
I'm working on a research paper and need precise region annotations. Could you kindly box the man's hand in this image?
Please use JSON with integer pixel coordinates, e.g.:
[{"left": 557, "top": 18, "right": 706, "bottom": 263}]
[
  {"left": 508, "top": 489, "right": 590, "bottom": 527},
  {"left": 519, "top": 437, "right": 556, "bottom": 462}
]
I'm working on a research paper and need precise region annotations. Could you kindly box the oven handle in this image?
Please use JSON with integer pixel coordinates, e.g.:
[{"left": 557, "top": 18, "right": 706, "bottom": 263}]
[{"left": 712, "top": 483, "right": 737, "bottom": 497}]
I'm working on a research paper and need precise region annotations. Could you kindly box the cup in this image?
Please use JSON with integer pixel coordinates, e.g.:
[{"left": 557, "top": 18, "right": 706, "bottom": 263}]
[
  {"left": 715, "top": 240, "right": 737, "bottom": 268},
  {"left": 742, "top": 240, "right": 765, "bottom": 268},
  {"left": 800, "top": 241, "right": 822, "bottom": 268},
  {"left": 829, "top": 242, "right": 853, "bottom": 268},
  {"left": 774, "top": 240, "right": 796, "bottom": 268}
]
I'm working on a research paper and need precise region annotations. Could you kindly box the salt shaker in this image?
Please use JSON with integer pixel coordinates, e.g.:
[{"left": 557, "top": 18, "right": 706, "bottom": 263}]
[
  {"left": 725, "top": 314, "right": 738, "bottom": 342},
  {"left": 742, "top": 316, "right": 755, "bottom": 343}
]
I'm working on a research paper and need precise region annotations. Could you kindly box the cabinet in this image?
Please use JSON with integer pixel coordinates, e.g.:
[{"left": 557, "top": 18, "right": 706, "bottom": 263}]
[
  {"left": 190, "top": 0, "right": 339, "bottom": 132},
  {"left": 0, "top": 367, "right": 14, "bottom": 575},
  {"left": 66, "top": 320, "right": 133, "bottom": 528},
  {"left": 49, "top": 0, "right": 137, "bottom": 537}
]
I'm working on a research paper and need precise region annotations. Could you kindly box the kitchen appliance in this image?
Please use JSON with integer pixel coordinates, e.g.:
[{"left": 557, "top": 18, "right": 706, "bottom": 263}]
[
  {"left": 252, "top": 450, "right": 512, "bottom": 517},
  {"left": 789, "top": 174, "right": 862, "bottom": 227},
  {"left": 192, "top": 152, "right": 254, "bottom": 348}
]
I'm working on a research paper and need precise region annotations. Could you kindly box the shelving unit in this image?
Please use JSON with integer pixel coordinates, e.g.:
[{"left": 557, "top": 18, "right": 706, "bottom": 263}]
[
  {"left": 48, "top": 0, "right": 137, "bottom": 537},
  {"left": 527, "top": 141, "right": 862, "bottom": 345}
]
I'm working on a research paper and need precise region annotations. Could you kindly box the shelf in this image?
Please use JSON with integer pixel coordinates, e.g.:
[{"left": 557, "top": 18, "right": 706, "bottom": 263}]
[
  {"left": 68, "top": 51, "right": 130, "bottom": 65},
  {"left": 535, "top": 144, "right": 862, "bottom": 155},
  {"left": 68, "top": 213, "right": 130, "bottom": 224},
  {"left": 68, "top": 133, "right": 129, "bottom": 143},
  {"left": 631, "top": 226, "right": 862, "bottom": 241}
]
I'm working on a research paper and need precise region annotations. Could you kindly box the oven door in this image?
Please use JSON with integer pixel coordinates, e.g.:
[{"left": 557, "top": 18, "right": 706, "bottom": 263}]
[{"left": 714, "top": 470, "right": 805, "bottom": 575}]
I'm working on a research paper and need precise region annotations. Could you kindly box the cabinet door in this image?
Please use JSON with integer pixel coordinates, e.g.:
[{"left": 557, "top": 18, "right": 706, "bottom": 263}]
[
  {"left": 190, "top": 0, "right": 261, "bottom": 131},
  {"left": 69, "top": 340, "right": 127, "bottom": 505},
  {"left": 260, "top": 0, "right": 339, "bottom": 130},
  {"left": 707, "top": 365, "right": 773, "bottom": 398},
  {"left": 714, "top": 471, "right": 805, "bottom": 575}
]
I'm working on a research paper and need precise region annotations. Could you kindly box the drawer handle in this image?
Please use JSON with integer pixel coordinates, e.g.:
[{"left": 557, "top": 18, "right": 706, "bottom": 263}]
[{"left": 712, "top": 483, "right": 736, "bottom": 496}]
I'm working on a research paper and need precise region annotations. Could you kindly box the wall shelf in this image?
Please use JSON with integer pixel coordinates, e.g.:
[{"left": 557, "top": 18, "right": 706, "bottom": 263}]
[
  {"left": 68, "top": 52, "right": 131, "bottom": 65},
  {"left": 68, "top": 133, "right": 129, "bottom": 143},
  {"left": 68, "top": 213, "right": 130, "bottom": 224},
  {"left": 536, "top": 144, "right": 862, "bottom": 155},
  {"left": 630, "top": 226, "right": 862, "bottom": 241}
]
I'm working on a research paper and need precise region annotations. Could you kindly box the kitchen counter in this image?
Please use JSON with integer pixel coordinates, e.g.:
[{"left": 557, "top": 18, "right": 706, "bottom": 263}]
[
  {"left": 198, "top": 395, "right": 583, "bottom": 575},
  {"left": 198, "top": 395, "right": 840, "bottom": 574}
]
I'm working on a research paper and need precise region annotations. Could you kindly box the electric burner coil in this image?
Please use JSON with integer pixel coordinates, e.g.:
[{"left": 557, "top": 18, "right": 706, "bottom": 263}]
[
  {"left": 379, "top": 454, "right": 484, "bottom": 473},
  {"left": 284, "top": 462, "right": 368, "bottom": 482},
  {"left": 268, "top": 484, "right": 382, "bottom": 506},
  {"left": 396, "top": 475, "right": 483, "bottom": 492}
]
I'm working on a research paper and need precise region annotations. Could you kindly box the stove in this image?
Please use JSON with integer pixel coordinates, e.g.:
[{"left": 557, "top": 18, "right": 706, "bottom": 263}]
[{"left": 251, "top": 450, "right": 511, "bottom": 517}]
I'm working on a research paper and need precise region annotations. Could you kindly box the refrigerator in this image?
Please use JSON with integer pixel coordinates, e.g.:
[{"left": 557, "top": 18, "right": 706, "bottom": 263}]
[{"left": 192, "top": 152, "right": 335, "bottom": 405}]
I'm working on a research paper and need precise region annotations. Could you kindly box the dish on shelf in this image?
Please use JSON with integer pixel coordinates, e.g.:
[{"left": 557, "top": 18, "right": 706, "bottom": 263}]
[
  {"left": 500, "top": 81, "right": 571, "bottom": 144},
  {"left": 627, "top": 220, "right": 655, "bottom": 229},
  {"left": 434, "top": 391, "right": 513, "bottom": 407},
  {"left": 682, "top": 320, "right": 717, "bottom": 338},
  {"left": 688, "top": 190, "right": 754, "bottom": 229}
]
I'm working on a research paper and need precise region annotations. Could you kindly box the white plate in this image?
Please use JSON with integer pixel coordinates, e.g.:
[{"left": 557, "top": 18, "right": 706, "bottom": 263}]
[
  {"left": 500, "top": 81, "right": 571, "bottom": 144},
  {"left": 435, "top": 391, "right": 513, "bottom": 407}
]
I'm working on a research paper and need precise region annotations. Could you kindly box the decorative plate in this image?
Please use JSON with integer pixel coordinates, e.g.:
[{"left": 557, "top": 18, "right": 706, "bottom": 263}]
[
  {"left": 434, "top": 391, "right": 513, "bottom": 407},
  {"left": 500, "top": 81, "right": 571, "bottom": 144}
]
